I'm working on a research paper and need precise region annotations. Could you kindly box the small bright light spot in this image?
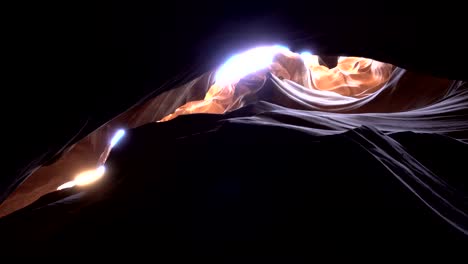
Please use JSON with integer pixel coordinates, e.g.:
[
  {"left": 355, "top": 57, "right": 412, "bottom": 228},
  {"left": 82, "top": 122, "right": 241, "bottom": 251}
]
[
  {"left": 74, "top": 166, "right": 106, "bottom": 186},
  {"left": 57, "top": 181, "right": 76, "bottom": 190},
  {"left": 110, "top": 129, "right": 125, "bottom": 148},
  {"left": 215, "top": 45, "right": 290, "bottom": 85},
  {"left": 57, "top": 166, "right": 106, "bottom": 191},
  {"left": 300, "top": 51, "right": 320, "bottom": 67}
]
